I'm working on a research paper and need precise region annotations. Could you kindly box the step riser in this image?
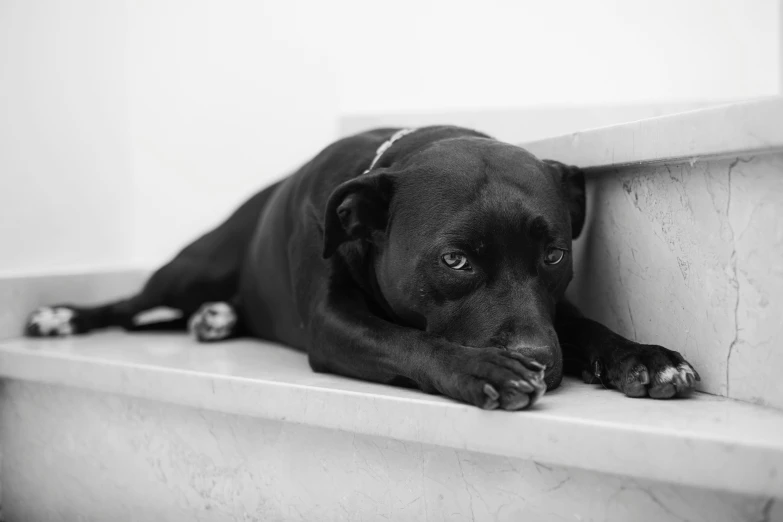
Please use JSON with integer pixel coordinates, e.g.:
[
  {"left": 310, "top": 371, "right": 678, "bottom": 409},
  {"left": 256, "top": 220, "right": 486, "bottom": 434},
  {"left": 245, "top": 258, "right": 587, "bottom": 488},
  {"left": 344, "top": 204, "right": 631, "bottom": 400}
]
[
  {"left": 1, "top": 382, "right": 776, "bottom": 522},
  {"left": 567, "top": 152, "right": 783, "bottom": 409}
]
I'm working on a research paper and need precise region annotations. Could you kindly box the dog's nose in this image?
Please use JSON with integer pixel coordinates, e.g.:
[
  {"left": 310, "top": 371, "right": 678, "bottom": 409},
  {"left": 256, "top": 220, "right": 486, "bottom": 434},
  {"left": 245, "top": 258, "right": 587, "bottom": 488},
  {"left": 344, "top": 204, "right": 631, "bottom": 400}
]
[{"left": 508, "top": 344, "right": 554, "bottom": 370}]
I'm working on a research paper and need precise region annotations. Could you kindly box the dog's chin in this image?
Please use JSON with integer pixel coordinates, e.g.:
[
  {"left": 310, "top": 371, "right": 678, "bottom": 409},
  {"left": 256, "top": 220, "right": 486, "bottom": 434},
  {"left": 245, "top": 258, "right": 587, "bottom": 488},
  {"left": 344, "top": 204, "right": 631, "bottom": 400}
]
[{"left": 545, "top": 368, "right": 563, "bottom": 390}]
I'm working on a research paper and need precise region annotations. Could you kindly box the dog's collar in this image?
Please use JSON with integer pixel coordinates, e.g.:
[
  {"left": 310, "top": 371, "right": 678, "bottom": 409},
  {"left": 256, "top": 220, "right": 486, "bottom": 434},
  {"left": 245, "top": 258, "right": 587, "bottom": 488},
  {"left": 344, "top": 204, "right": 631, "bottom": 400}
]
[{"left": 363, "top": 128, "right": 417, "bottom": 174}]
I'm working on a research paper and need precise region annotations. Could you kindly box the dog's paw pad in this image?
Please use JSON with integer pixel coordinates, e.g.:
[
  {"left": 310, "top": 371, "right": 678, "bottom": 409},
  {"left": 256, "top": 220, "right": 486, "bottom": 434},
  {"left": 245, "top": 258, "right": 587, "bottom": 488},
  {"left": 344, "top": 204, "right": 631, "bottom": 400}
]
[
  {"left": 25, "top": 306, "right": 77, "bottom": 337},
  {"left": 621, "top": 364, "right": 650, "bottom": 397},
  {"left": 189, "top": 302, "right": 237, "bottom": 343}
]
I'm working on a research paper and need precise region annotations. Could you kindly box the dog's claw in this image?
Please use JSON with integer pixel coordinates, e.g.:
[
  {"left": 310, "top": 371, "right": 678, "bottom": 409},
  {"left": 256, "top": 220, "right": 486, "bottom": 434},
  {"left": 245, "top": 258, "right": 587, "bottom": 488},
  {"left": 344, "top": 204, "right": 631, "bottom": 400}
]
[
  {"left": 593, "top": 360, "right": 602, "bottom": 378},
  {"left": 508, "top": 379, "right": 535, "bottom": 393},
  {"left": 482, "top": 384, "right": 500, "bottom": 410},
  {"left": 532, "top": 382, "right": 546, "bottom": 403},
  {"left": 482, "top": 398, "right": 499, "bottom": 410},
  {"left": 483, "top": 383, "right": 500, "bottom": 400},
  {"left": 502, "top": 391, "right": 531, "bottom": 411}
]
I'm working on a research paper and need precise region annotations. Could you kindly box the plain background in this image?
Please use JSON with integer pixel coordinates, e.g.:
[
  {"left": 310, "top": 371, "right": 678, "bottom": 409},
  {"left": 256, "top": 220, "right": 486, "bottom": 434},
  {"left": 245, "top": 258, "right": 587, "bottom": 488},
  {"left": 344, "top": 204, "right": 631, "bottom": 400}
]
[{"left": 1, "top": 0, "right": 780, "bottom": 273}]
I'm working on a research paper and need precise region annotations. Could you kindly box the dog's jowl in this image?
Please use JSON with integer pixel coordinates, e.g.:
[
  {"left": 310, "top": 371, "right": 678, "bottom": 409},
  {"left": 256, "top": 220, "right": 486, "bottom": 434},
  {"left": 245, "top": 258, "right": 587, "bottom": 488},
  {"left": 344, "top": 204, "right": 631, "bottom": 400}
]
[{"left": 25, "top": 126, "right": 699, "bottom": 410}]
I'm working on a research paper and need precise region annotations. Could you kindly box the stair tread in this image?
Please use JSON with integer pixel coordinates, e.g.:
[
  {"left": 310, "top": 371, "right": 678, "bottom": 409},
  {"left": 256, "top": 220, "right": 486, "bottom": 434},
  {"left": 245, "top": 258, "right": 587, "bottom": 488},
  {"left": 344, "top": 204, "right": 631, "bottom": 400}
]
[
  {"left": 524, "top": 96, "right": 783, "bottom": 167},
  {"left": 1, "top": 331, "right": 781, "bottom": 496}
]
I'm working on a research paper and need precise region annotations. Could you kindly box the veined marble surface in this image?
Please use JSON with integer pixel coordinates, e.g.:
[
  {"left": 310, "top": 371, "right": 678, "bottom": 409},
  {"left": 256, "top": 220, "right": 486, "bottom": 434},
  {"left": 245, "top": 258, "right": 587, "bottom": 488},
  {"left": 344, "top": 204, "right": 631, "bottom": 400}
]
[
  {"left": 558, "top": 153, "right": 783, "bottom": 410},
  {"left": 1, "top": 381, "right": 779, "bottom": 522},
  {"left": 1, "top": 332, "right": 783, "bottom": 497}
]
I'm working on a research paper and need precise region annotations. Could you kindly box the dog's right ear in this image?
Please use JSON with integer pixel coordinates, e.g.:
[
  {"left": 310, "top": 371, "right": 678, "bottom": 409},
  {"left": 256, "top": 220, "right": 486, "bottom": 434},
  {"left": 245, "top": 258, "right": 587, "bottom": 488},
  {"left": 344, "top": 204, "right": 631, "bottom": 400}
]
[
  {"left": 322, "top": 172, "right": 396, "bottom": 259},
  {"left": 544, "top": 159, "right": 586, "bottom": 239}
]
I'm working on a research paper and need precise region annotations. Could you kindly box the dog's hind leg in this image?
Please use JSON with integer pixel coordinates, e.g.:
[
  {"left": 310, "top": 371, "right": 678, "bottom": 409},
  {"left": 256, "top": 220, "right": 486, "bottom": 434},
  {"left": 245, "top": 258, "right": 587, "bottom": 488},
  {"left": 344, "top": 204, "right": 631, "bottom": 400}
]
[
  {"left": 24, "top": 298, "right": 185, "bottom": 337},
  {"left": 25, "top": 182, "right": 281, "bottom": 339},
  {"left": 24, "top": 267, "right": 188, "bottom": 337}
]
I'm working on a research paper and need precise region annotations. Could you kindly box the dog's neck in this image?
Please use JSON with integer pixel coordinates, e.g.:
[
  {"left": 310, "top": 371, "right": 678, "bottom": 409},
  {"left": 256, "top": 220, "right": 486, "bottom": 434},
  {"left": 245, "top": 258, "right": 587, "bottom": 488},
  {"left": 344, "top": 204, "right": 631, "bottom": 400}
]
[{"left": 363, "top": 128, "right": 417, "bottom": 175}]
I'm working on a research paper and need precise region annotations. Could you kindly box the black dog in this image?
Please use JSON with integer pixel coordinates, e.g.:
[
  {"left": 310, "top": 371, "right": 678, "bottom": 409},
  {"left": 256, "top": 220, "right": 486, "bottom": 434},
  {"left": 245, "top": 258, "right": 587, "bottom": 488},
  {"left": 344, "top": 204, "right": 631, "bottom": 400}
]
[{"left": 26, "top": 126, "right": 699, "bottom": 410}]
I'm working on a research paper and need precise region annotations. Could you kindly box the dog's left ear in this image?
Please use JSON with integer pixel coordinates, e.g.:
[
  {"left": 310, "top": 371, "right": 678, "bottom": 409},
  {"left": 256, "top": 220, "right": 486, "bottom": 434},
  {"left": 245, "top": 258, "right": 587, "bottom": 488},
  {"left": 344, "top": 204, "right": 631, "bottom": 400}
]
[
  {"left": 322, "top": 172, "right": 395, "bottom": 259},
  {"left": 544, "top": 159, "right": 586, "bottom": 239}
]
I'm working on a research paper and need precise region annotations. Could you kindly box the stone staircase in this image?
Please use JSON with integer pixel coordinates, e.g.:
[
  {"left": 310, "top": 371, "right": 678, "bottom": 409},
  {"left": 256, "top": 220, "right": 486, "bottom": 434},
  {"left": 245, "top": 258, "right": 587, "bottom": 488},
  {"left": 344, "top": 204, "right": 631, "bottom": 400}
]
[
  {"left": 1, "top": 98, "right": 782, "bottom": 521},
  {"left": 523, "top": 97, "right": 783, "bottom": 410}
]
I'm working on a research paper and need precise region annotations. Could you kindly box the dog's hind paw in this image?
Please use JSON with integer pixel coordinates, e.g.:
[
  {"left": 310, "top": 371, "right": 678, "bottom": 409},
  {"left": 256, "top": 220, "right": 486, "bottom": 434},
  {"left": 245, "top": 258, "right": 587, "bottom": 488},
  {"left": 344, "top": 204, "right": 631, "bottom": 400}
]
[
  {"left": 25, "top": 306, "right": 78, "bottom": 337},
  {"left": 189, "top": 302, "right": 237, "bottom": 343}
]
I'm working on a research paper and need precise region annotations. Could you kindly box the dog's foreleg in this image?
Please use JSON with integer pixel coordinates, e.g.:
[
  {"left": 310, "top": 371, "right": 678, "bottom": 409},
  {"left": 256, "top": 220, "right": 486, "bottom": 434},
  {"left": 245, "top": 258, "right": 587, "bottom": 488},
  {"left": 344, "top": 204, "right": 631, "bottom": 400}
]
[
  {"left": 555, "top": 300, "right": 700, "bottom": 399},
  {"left": 306, "top": 286, "right": 547, "bottom": 411}
]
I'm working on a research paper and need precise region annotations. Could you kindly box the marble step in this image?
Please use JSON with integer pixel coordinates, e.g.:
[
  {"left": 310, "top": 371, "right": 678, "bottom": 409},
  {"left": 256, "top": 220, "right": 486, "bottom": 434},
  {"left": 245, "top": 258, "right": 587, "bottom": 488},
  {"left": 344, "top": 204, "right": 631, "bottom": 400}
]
[{"left": 0, "top": 332, "right": 782, "bottom": 521}]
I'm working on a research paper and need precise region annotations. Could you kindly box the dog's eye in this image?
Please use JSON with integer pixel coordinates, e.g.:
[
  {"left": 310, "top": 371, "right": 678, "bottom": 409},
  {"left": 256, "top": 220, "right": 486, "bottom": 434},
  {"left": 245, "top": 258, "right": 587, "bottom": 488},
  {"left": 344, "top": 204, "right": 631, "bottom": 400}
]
[
  {"left": 442, "top": 252, "right": 471, "bottom": 271},
  {"left": 543, "top": 248, "right": 566, "bottom": 265}
]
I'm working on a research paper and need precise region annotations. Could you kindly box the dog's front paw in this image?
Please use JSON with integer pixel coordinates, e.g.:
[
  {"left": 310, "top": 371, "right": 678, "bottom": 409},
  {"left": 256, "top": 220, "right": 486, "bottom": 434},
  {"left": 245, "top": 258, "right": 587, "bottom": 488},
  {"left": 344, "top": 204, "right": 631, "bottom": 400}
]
[
  {"left": 189, "top": 302, "right": 237, "bottom": 342},
  {"left": 25, "top": 306, "right": 79, "bottom": 337},
  {"left": 440, "top": 348, "right": 548, "bottom": 411},
  {"left": 590, "top": 344, "right": 700, "bottom": 399}
]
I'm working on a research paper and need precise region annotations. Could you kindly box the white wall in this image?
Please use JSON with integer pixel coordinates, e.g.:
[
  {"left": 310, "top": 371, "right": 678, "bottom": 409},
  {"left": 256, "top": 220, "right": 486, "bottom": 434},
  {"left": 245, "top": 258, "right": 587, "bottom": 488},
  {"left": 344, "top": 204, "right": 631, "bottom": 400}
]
[
  {"left": 0, "top": 0, "right": 135, "bottom": 275},
  {"left": 125, "top": 0, "right": 339, "bottom": 265},
  {"left": 0, "top": 0, "right": 780, "bottom": 273},
  {"left": 333, "top": 0, "right": 781, "bottom": 114}
]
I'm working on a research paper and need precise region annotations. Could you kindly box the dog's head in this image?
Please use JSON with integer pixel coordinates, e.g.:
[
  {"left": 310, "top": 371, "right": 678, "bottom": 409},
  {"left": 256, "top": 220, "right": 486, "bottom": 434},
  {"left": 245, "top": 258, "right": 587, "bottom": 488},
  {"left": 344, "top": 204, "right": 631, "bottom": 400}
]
[{"left": 323, "top": 129, "right": 585, "bottom": 389}]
